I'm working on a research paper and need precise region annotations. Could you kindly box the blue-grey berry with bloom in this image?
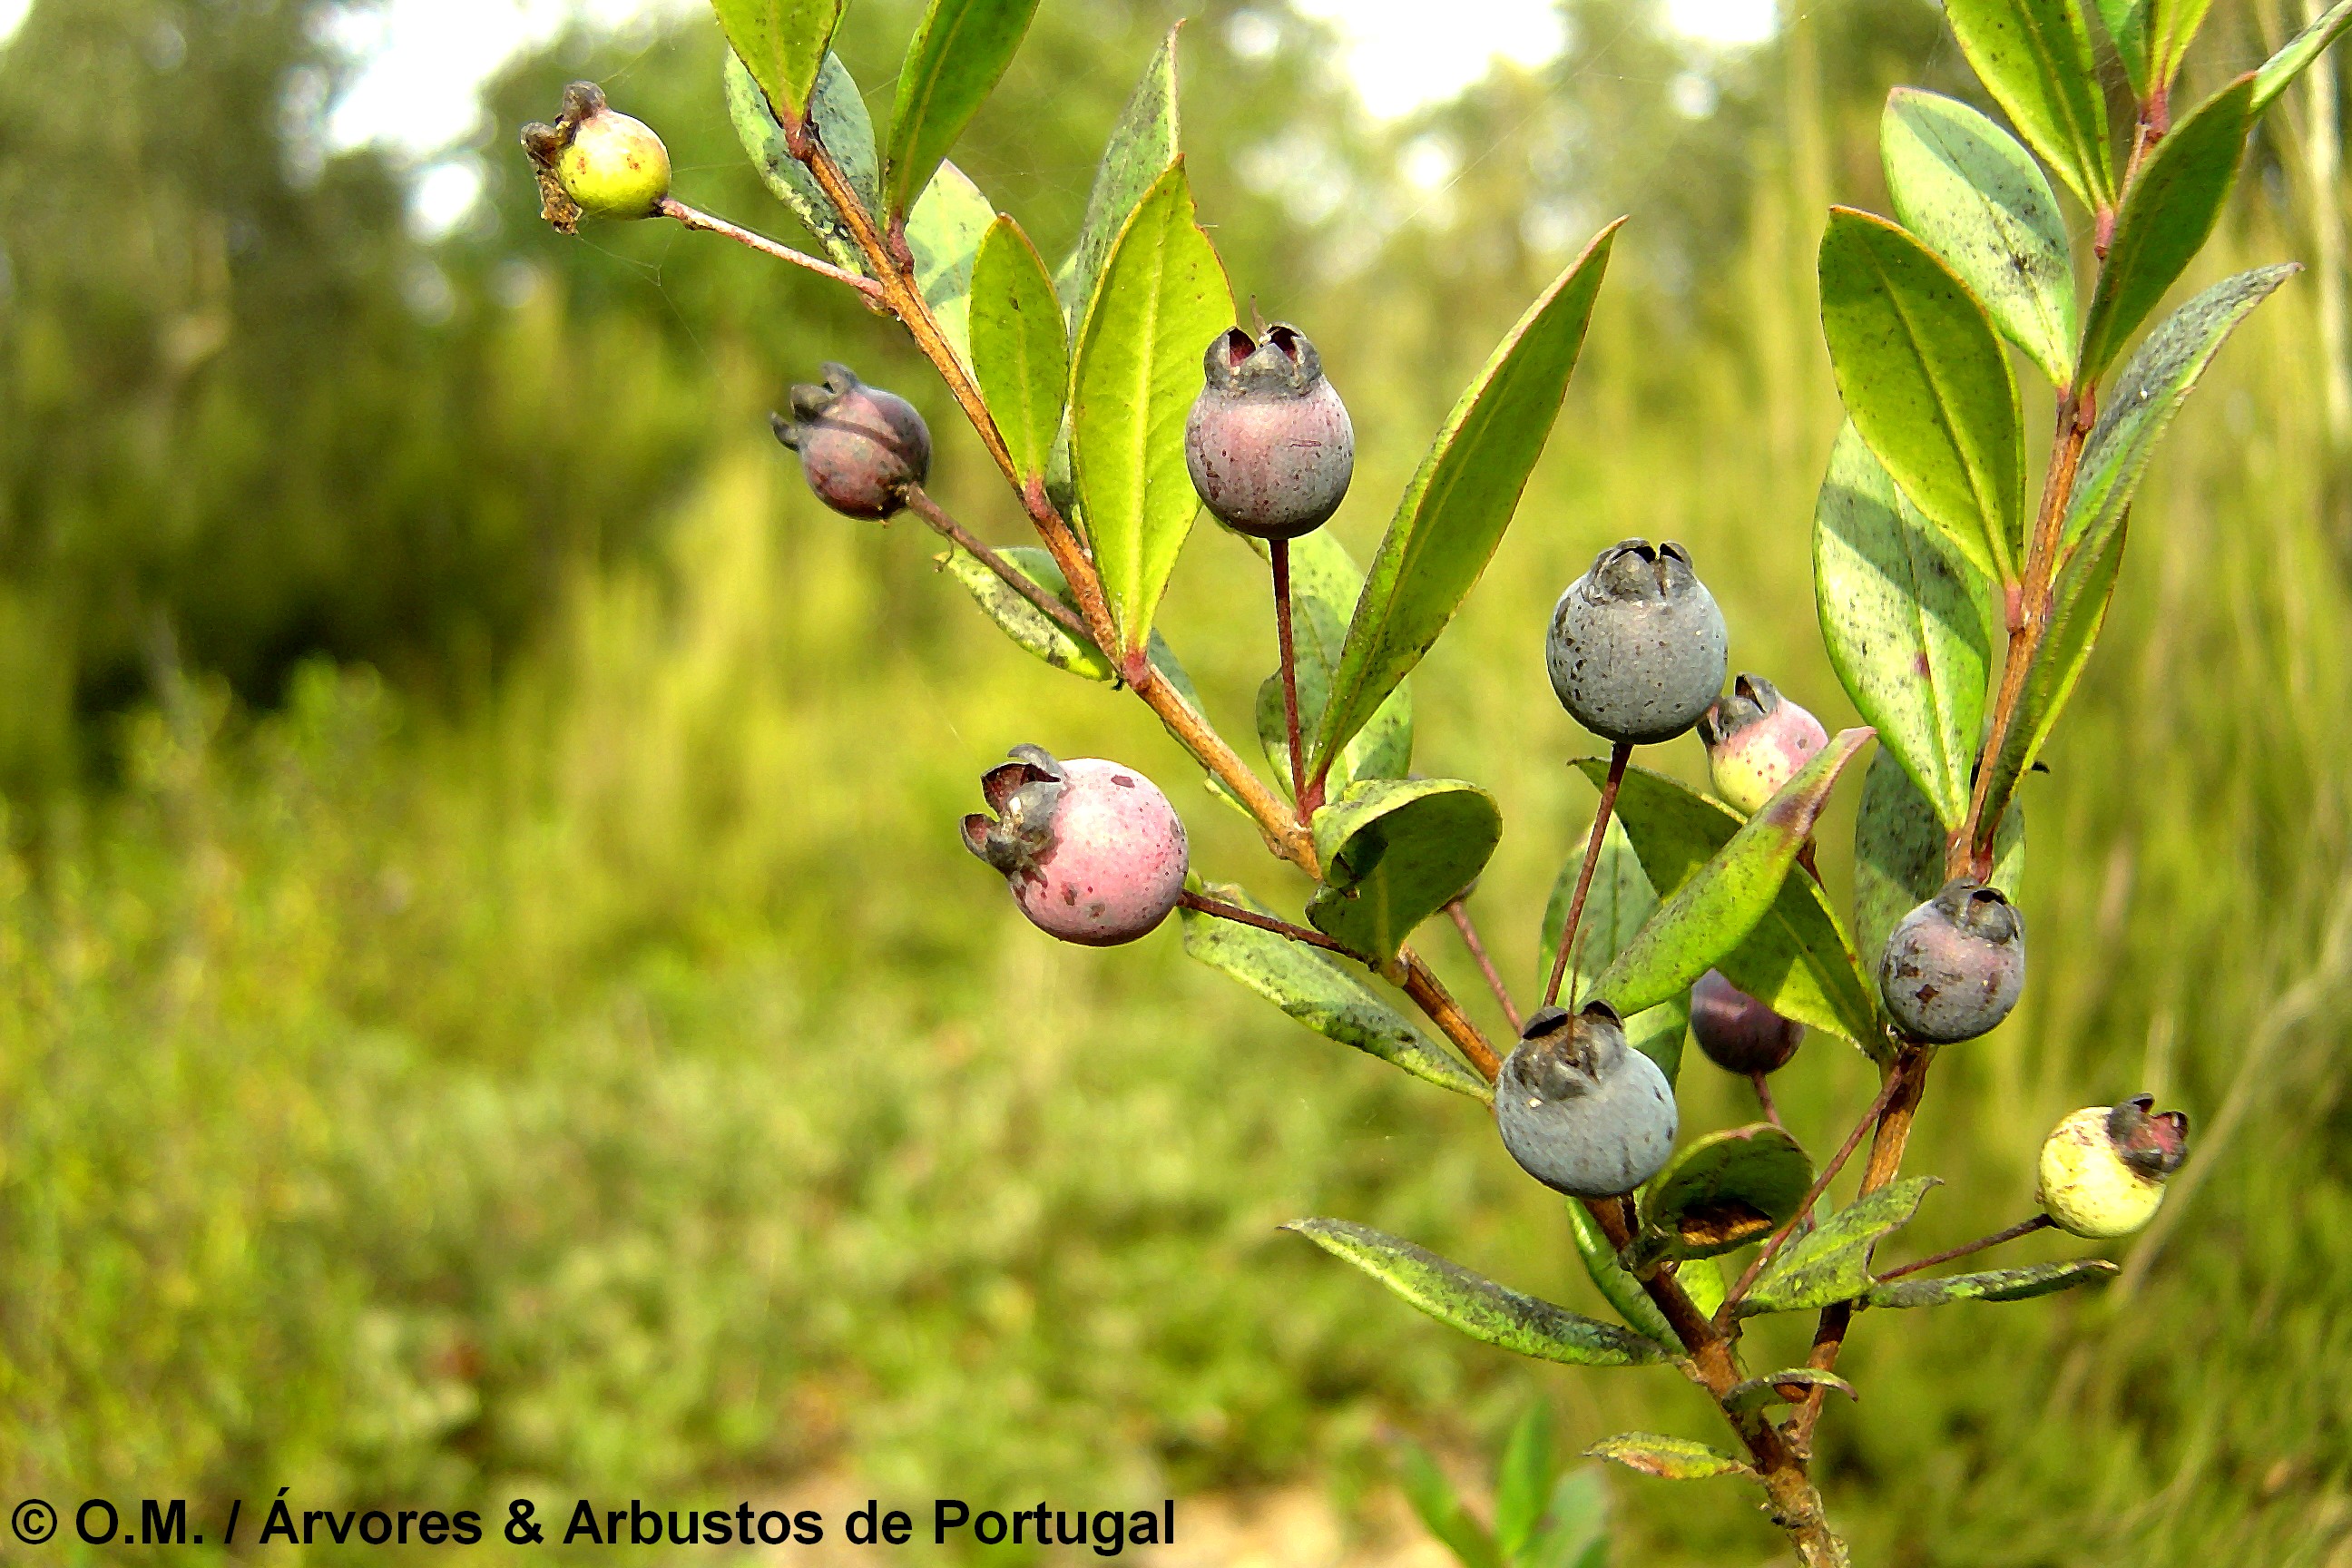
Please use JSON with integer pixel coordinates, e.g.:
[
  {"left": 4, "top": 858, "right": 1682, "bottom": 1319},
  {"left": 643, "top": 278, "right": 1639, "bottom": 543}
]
[
  {"left": 1878, "top": 877, "right": 2024, "bottom": 1043},
  {"left": 1546, "top": 540, "right": 1729, "bottom": 746},
  {"left": 1495, "top": 1002, "right": 1678, "bottom": 1199}
]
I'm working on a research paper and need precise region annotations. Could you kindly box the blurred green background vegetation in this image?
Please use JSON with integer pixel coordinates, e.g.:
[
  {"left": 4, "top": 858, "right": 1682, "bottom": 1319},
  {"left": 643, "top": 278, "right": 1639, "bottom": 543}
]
[{"left": 1, "top": 0, "right": 2349, "bottom": 1561}]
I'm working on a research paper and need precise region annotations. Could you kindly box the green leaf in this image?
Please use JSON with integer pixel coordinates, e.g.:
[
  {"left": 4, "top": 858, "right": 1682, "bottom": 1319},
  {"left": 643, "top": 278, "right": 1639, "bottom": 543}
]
[
  {"left": 725, "top": 48, "right": 877, "bottom": 273},
  {"left": 1852, "top": 750, "right": 2024, "bottom": 972},
  {"left": 1594, "top": 730, "right": 1874, "bottom": 1017},
  {"left": 970, "top": 217, "right": 1068, "bottom": 486},
  {"left": 2065, "top": 265, "right": 2297, "bottom": 560},
  {"left": 712, "top": 0, "right": 846, "bottom": 132},
  {"left": 1582, "top": 762, "right": 1880, "bottom": 1047},
  {"left": 1882, "top": 89, "right": 2079, "bottom": 387},
  {"left": 1943, "top": 0, "right": 2114, "bottom": 211},
  {"left": 1539, "top": 818, "right": 1688, "bottom": 1083},
  {"left": 939, "top": 544, "right": 1112, "bottom": 681},
  {"left": 1399, "top": 1443, "right": 1503, "bottom": 1568},
  {"left": 1254, "top": 532, "right": 1415, "bottom": 801},
  {"left": 1181, "top": 880, "right": 1489, "bottom": 1101},
  {"left": 1311, "top": 223, "right": 1622, "bottom": 773},
  {"left": 1285, "top": 1220, "right": 1672, "bottom": 1367},
  {"left": 1524, "top": 1470, "right": 1609, "bottom": 1568},
  {"left": 1975, "top": 516, "right": 2126, "bottom": 837},
  {"left": 1639, "top": 1125, "right": 1815, "bottom": 1259},
  {"left": 2077, "top": 75, "right": 2253, "bottom": 383},
  {"left": 1307, "top": 779, "right": 1502, "bottom": 963},
  {"left": 2255, "top": 0, "right": 2352, "bottom": 113},
  {"left": 883, "top": 0, "right": 1042, "bottom": 220},
  {"left": 1569, "top": 1200, "right": 1675, "bottom": 1344},
  {"left": 1867, "top": 1258, "right": 2118, "bottom": 1307},
  {"left": 1068, "top": 162, "right": 1231, "bottom": 654},
  {"left": 1494, "top": 1406, "right": 1554, "bottom": 1563},
  {"left": 906, "top": 161, "right": 995, "bottom": 372},
  {"left": 1725, "top": 1368, "right": 1857, "bottom": 1415},
  {"left": 2149, "top": 0, "right": 2217, "bottom": 87},
  {"left": 1819, "top": 208, "right": 2025, "bottom": 584},
  {"left": 1813, "top": 423, "right": 1998, "bottom": 829},
  {"left": 2095, "top": 0, "right": 2153, "bottom": 98},
  {"left": 1737, "top": 1176, "right": 1939, "bottom": 1318},
  {"left": 1584, "top": 1434, "right": 1750, "bottom": 1481},
  {"left": 1058, "top": 26, "right": 1181, "bottom": 332}
]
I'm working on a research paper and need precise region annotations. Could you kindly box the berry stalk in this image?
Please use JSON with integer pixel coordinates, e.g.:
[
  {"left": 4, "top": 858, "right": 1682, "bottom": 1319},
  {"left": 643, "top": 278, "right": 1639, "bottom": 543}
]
[
  {"left": 1270, "top": 537, "right": 1310, "bottom": 818},
  {"left": 1872, "top": 1213, "right": 2053, "bottom": 1283},
  {"left": 1543, "top": 741, "right": 1632, "bottom": 1009}
]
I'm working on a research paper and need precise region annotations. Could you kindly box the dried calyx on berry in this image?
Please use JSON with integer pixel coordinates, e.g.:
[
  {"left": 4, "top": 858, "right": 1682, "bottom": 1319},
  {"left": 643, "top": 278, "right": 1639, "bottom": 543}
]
[
  {"left": 1690, "top": 968, "right": 1804, "bottom": 1075},
  {"left": 1546, "top": 539, "right": 1729, "bottom": 747},
  {"left": 1184, "top": 324, "right": 1355, "bottom": 539},
  {"left": 770, "top": 364, "right": 933, "bottom": 521},
  {"left": 961, "top": 745, "right": 1189, "bottom": 947},
  {"left": 1699, "top": 673, "right": 1829, "bottom": 816},
  {"left": 1877, "top": 877, "right": 2025, "bottom": 1044},
  {"left": 2036, "top": 1093, "right": 2190, "bottom": 1238},
  {"left": 520, "top": 82, "right": 671, "bottom": 233},
  {"left": 1494, "top": 1001, "right": 1678, "bottom": 1199}
]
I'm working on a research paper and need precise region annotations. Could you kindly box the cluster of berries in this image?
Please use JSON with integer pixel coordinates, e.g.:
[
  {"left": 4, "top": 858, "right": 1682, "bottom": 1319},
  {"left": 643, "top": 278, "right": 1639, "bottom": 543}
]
[{"left": 759, "top": 320, "right": 2183, "bottom": 1245}]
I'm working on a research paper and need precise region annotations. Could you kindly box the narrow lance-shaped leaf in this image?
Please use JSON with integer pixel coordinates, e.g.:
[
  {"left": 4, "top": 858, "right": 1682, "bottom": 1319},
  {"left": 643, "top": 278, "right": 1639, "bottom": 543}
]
[
  {"left": 1594, "top": 730, "right": 1874, "bottom": 1017},
  {"left": 1867, "top": 1258, "right": 2117, "bottom": 1307},
  {"left": 1819, "top": 208, "right": 2025, "bottom": 583},
  {"left": 712, "top": 0, "right": 845, "bottom": 133},
  {"left": 1181, "top": 880, "right": 1490, "bottom": 1101},
  {"left": 1058, "top": 25, "right": 1180, "bottom": 331},
  {"left": 884, "top": 0, "right": 1043, "bottom": 220},
  {"left": 1283, "top": 1220, "right": 1673, "bottom": 1367},
  {"left": 1584, "top": 1434, "right": 1751, "bottom": 1481},
  {"left": 1638, "top": 1124, "right": 1814, "bottom": 1259},
  {"left": 2148, "top": 0, "right": 2218, "bottom": 89},
  {"left": 2076, "top": 75, "right": 2254, "bottom": 384},
  {"left": 1882, "top": 88, "right": 2079, "bottom": 387},
  {"left": 1569, "top": 1201, "right": 1675, "bottom": 1344},
  {"left": 725, "top": 49, "right": 877, "bottom": 273},
  {"left": 1725, "top": 1368, "right": 1857, "bottom": 1415},
  {"left": 1306, "top": 779, "right": 1502, "bottom": 963},
  {"left": 970, "top": 216, "right": 1068, "bottom": 486},
  {"left": 1396, "top": 1444, "right": 1502, "bottom": 1568},
  {"left": 1943, "top": 0, "right": 2115, "bottom": 211},
  {"left": 939, "top": 544, "right": 1112, "bottom": 681},
  {"left": 1494, "top": 1406, "right": 1555, "bottom": 1563},
  {"left": 2096, "top": 0, "right": 2154, "bottom": 98},
  {"left": 1814, "top": 422, "right": 1998, "bottom": 829},
  {"left": 1852, "top": 750, "right": 2024, "bottom": 967},
  {"left": 906, "top": 162, "right": 995, "bottom": 371},
  {"left": 1583, "top": 761, "right": 1881, "bottom": 1047},
  {"left": 2255, "top": 0, "right": 2352, "bottom": 113},
  {"left": 1310, "top": 221, "right": 1622, "bottom": 773},
  {"left": 1975, "top": 517, "right": 2126, "bottom": 839},
  {"left": 1737, "top": 1176, "right": 1940, "bottom": 1318},
  {"left": 2065, "top": 265, "right": 2297, "bottom": 561},
  {"left": 1540, "top": 818, "right": 1689, "bottom": 1083},
  {"left": 1070, "top": 161, "right": 1233, "bottom": 653}
]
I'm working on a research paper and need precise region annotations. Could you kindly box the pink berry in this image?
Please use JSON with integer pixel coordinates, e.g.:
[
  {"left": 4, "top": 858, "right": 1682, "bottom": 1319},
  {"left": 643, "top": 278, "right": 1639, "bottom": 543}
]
[
  {"left": 1698, "top": 673, "right": 1829, "bottom": 816},
  {"left": 961, "top": 746, "right": 1189, "bottom": 946}
]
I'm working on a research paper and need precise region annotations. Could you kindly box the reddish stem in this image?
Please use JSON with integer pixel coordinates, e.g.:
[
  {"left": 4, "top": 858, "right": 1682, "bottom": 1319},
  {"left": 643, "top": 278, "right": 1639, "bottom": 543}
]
[
  {"left": 1446, "top": 897, "right": 1522, "bottom": 1034},
  {"left": 1544, "top": 743, "right": 1632, "bottom": 1010},
  {"left": 1271, "top": 537, "right": 1308, "bottom": 820}
]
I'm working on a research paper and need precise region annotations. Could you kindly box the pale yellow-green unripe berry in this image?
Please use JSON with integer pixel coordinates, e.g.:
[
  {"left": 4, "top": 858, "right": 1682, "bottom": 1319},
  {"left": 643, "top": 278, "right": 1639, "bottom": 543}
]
[
  {"left": 520, "top": 82, "right": 670, "bottom": 233},
  {"left": 2035, "top": 1095, "right": 2190, "bottom": 1239}
]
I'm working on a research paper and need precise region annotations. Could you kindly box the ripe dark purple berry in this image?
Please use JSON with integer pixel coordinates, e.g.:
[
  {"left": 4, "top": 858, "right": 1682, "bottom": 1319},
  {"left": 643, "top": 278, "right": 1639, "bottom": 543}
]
[
  {"left": 1699, "top": 673, "right": 1829, "bottom": 816},
  {"left": 1494, "top": 1002, "right": 1678, "bottom": 1199},
  {"left": 770, "top": 364, "right": 932, "bottom": 520},
  {"left": 1877, "top": 877, "right": 2024, "bottom": 1043},
  {"left": 961, "top": 745, "right": 1188, "bottom": 946},
  {"left": 1184, "top": 324, "right": 1354, "bottom": 539},
  {"left": 1545, "top": 540, "right": 1729, "bottom": 746},
  {"left": 1690, "top": 969, "right": 1804, "bottom": 1075},
  {"left": 520, "top": 83, "right": 670, "bottom": 233}
]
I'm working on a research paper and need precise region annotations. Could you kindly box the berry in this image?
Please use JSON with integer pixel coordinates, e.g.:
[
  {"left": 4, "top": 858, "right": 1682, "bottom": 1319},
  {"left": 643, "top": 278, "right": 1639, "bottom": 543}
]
[
  {"left": 961, "top": 746, "right": 1188, "bottom": 946},
  {"left": 1699, "top": 673, "right": 1829, "bottom": 816},
  {"left": 1690, "top": 969, "right": 1804, "bottom": 1075},
  {"left": 1877, "top": 878, "right": 2024, "bottom": 1043},
  {"left": 769, "top": 365, "right": 933, "bottom": 520},
  {"left": 520, "top": 83, "right": 669, "bottom": 232},
  {"left": 1184, "top": 324, "right": 1354, "bottom": 539},
  {"left": 1494, "top": 1002, "right": 1678, "bottom": 1199},
  {"left": 2036, "top": 1095, "right": 2190, "bottom": 1238},
  {"left": 1545, "top": 540, "right": 1729, "bottom": 746}
]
